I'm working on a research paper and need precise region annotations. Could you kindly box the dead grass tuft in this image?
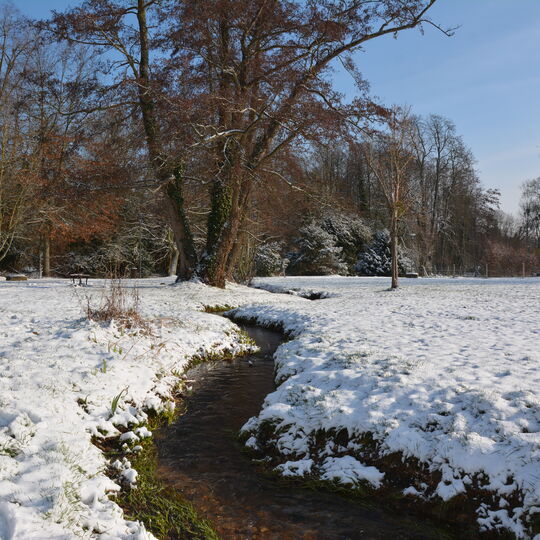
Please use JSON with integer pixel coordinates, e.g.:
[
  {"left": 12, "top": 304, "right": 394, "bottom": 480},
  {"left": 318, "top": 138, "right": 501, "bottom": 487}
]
[{"left": 85, "top": 279, "right": 148, "bottom": 330}]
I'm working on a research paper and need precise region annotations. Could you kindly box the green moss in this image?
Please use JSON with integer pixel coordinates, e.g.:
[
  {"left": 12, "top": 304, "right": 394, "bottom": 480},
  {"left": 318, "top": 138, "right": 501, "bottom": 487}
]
[
  {"left": 97, "top": 412, "right": 217, "bottom": 539},
  {"left": 116, "top": 438, "right": 217, "bottom": 539},
  {"left": 202, "top": 304, "right": 237, "bottom": 313},
  {"left": 206, "top": 181, "right": 232, "bottom": 254}
]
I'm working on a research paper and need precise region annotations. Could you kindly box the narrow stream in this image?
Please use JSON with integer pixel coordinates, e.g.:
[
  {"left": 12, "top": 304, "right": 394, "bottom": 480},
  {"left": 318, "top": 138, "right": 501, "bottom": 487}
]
[{"left": 155, "top": 324, "right": 451, "bottom": 540}]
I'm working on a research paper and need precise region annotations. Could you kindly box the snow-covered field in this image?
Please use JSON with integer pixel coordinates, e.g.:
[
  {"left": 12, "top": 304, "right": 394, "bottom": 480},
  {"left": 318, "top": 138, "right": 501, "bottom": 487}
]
[
  {"left": 0, "top": 277, "right": 299, "bottom": 539},
  {"left": 234, "top": 276, "right": 540, "bottom": 539},
  {"left": 1, "top": 275, "right": 539, "bottom": 538}
]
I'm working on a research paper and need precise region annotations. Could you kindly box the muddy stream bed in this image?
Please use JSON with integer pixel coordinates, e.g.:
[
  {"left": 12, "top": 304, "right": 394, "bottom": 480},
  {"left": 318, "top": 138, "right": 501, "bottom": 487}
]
[{"left": 155, "top": 323, "right": 453, "bottom": 540}]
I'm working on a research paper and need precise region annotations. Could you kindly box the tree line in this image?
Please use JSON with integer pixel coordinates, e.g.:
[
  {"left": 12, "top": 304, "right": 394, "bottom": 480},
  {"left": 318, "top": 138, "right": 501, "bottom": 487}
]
[{"left": 0, "top": 1, "right": 538, "bottom": 285}]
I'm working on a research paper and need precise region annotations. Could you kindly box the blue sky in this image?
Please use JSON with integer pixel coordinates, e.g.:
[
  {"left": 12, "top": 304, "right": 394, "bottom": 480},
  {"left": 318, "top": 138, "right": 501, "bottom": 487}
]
[
  {"left": 10, "top": 0, "right": 540, "bottom": 215},
  {"left": 331, "top": 0, "right": 540, "bottom": 216}
]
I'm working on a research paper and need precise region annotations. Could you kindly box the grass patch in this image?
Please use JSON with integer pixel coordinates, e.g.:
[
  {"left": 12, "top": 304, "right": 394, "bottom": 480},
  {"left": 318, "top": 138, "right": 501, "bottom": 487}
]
[
  {"left": 98, "top": 412, "right": 218, "bottom": 540},
  {"left": 117, "top": 440, "right": 217, "bottom": 539}
]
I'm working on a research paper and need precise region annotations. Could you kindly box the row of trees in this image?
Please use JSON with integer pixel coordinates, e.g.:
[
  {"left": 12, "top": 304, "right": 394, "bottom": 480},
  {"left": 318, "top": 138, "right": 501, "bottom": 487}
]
[
  {"left": 294, "top": 110, "right": 539, "bottom": 284},
  {"left": 3, "top": 0, "right": 444, "bottom": 286},
  {"left": 0, "top": 1, "right": 537, "bottom": 285}
]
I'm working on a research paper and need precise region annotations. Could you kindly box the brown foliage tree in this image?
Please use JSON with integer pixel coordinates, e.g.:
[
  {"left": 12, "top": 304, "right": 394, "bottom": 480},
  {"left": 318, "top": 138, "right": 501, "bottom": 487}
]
[
  {"left": 166, "top": 0, "right": 442, "bottom": 286},
  {"left": 51, "top": 0, "right": 442, "bottom": 286}
]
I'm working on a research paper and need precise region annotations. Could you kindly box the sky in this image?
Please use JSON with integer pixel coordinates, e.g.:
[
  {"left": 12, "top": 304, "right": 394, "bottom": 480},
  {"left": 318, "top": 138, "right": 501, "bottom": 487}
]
[{"left": 9, "top": 0, "right": 540, "bottom": 215}]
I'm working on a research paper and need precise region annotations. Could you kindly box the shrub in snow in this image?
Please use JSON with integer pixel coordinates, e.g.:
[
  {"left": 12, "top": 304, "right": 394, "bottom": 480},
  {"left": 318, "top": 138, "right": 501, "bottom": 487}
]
[
  {"left": 320, "top": 211, "right": 371, "bottom": 272},
  {"left": 254, "top": 242, "right": 288, "bottom": 276},
  {"left": 287, "top": 211, "right": 371, "bottom": 275},
  {"left": 288, "top": 223, "right": 348, "bottom": 275},
  {"left": 84, "top": 279, "right": 147, "bottom": 330},
  {"left": 356, "top": 230, "right": 413, "bottom": 276}
]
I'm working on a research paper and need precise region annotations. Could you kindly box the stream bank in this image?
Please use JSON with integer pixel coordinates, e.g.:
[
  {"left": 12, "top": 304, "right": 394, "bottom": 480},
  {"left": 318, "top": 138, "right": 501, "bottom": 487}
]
[{"left": 154, "top": 322, "right": 454, "bottom": 539}]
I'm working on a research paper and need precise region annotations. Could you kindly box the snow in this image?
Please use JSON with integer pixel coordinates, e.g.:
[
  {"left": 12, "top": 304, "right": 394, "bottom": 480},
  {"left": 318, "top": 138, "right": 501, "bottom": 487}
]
[
  {"left": 320, "top": 456, "right": 384, "bottom": 488},
  {"left": 275, "top": 458, "right": 313, "bottom": 477},
  {"left": 1, "top": 274, "right": 539, "bottom": 538},
  {"left": 235, "top": 275, "right": 540, "bottom": 538},
  {"left": 0, "top": 277, "right": 299, "bottom": 539}
]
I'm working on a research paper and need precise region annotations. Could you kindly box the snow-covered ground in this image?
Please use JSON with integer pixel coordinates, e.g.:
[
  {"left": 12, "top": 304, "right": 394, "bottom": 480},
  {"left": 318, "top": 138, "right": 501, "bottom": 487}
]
[
  {"left": 234, "top": 276, "right": 540, "bottom": 539},
  {"left": 1, "top": 275, "right": 539, "bottom": 538},
  {"left": 0, "top": 277, "right": 300, "bottom": 539}
]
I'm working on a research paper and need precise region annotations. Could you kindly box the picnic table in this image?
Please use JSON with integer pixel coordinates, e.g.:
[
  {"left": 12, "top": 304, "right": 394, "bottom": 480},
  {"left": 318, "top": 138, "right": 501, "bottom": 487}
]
[{"left": 70, "top": 273, "right": 91, "bottom": 286}]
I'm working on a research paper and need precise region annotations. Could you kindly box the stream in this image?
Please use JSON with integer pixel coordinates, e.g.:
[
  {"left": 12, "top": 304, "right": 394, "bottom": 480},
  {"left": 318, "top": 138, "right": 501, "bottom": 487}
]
[{"left": 155, "top": 323, "right": 452, "bottom": 540}]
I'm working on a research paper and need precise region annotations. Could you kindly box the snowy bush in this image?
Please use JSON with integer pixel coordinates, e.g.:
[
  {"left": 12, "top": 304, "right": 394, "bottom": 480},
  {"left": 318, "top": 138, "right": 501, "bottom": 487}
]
[
  {"left": 356, "top": 230, "right": 413, "bottom": 276},
  {"left": 288, "top": 223, "right": 348, "bottom": 275},
  {"left": 320, "top": 211, "right": 371, "bottom": 271},
  {"left": 254, "top": 242, "right": 288, "bottom": 277},
  {"left": 287, "top": 211, "right": 371, "bottom": 276},
  {"left": 59, "top": 227, "right": 168, "bottom": 277}
]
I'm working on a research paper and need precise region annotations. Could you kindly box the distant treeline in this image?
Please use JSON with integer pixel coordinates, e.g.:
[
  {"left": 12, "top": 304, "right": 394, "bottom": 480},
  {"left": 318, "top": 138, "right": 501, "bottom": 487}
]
[{"left": 0, "top": 2, "right": 538, "bottom": 281}]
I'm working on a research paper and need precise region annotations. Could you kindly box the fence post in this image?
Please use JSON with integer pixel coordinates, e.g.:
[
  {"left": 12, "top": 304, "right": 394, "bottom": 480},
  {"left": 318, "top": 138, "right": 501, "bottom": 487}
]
[{"left": 485, "top": 264, "right": 489, "bottom": 278}]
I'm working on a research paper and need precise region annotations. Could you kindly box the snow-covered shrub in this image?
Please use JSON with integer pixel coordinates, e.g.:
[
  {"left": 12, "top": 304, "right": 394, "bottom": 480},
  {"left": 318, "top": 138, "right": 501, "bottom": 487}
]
[
  {"left": 286, "top": 211, "right": 371, "bottom": 276},
  {"left": 320, "top": 211, "right": 371, "bottom": 272},
  {"left": 59, "top": 227, "right": 168, "bottom": 277},
  {"left": 254, "top": 242, "right": 288, "bottom": 276},
  {"left": 288, "top": 223, "right": 348, "bottom": 275},
  {"left": 356, "top": 230, "right": 413, "bottom": 276}
]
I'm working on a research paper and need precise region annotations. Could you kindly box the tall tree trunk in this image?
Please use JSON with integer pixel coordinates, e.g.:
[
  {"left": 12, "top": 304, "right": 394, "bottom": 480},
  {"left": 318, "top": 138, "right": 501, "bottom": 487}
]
[
  {"left": 168, "top": 244, "right": 179, "bottom": 277},
  {"left": 136, "top": 0, "right": 196, "bottom": 280},
  {"left": 201, "top": 181, "right": 239, "bottom": 288},
  {"left": 199, "top": 140, "right": 241, "bottom": 287},
  {"left": 201, "top": 224, "right": 240, "bottom": 288},
  {"left": 390, "top": 213, "right": 399, "bottom": 289},
  {"left": 225, "top": 213, "right": 251, "bottom": 282},
  {"left": 201, "top": 163, "right": 249, "bottom": 287},
  {"left": 42, "top": 233, "right": 51, "bottom": 277},
  {"left": 166, "top": 168, "right": 197, "bottom": 279}
]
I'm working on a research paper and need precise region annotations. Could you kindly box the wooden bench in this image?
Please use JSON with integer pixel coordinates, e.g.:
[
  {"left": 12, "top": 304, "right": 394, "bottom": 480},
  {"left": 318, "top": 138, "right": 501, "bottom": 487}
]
[{"left": 70, "top": 273, "right": 91, "bottom": 286}]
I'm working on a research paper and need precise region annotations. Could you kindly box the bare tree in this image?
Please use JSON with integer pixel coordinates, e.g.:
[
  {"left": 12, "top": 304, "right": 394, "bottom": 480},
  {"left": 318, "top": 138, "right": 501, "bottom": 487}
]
[
  {"left": 167, "top": 0, "right": 444, "bottom": 286},
  {"left": 364, "top": 107, "right": 415, "bottom": 288},
  {"left": 0, "top": 7, "right": 40, "bottom": 263},
  {"left": 19, "top": 39, "right": 102, "bottom": 275},
  {"left": 50, "top": 0, "right": 198, "bottom": 278}
]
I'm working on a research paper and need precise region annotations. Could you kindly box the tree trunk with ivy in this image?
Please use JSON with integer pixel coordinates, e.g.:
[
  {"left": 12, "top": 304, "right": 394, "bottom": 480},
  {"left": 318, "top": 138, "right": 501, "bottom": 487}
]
[
  {"left": 136, "top": 0, "right": 197, "bottom": 279},
  {"left": 201, "top": 171, "right": 241, "bottom": 287}
]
